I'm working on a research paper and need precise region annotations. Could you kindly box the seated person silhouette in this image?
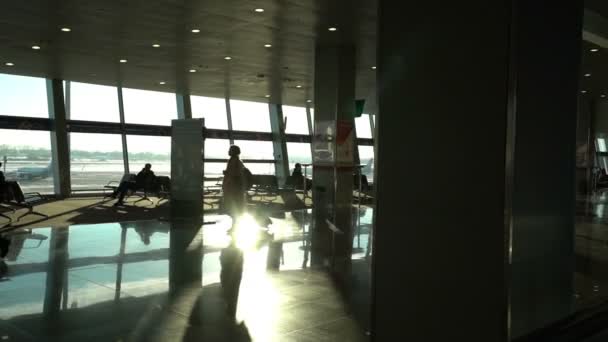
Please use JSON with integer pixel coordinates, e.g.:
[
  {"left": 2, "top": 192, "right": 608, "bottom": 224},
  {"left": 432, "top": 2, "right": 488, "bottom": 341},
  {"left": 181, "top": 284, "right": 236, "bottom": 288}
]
[
  {"left": 112, "top": 163, "right": 156, "bottom": 206},
  {"left": 0, "top": 162, "right": 25, "bottom": 203},
  {"left": 220, "top": 234, "right": 244, "bottom": 318},
  {"left": 287, "top": 163, "right": 312, "bottom": 191}
]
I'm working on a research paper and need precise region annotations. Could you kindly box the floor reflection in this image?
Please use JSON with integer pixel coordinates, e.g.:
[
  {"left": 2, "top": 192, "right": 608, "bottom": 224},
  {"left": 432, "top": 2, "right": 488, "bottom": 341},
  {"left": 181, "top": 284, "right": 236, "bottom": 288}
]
[{"left": 0, "top": 207, "right": 372, "bottom": 341}]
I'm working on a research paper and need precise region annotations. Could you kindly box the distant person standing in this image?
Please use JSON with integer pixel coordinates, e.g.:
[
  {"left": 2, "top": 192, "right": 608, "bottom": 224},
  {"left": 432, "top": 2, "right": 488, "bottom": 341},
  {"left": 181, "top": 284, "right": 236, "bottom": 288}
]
[{"left": 222, "top": 145, "right": 248, "bottom": 218}]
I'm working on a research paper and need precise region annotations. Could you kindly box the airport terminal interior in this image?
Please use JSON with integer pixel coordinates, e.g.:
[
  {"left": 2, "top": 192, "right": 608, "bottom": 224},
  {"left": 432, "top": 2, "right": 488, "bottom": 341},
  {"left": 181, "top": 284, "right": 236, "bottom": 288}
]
[{"left": 2, "top": 1, "right": 608, "bottom": 341}]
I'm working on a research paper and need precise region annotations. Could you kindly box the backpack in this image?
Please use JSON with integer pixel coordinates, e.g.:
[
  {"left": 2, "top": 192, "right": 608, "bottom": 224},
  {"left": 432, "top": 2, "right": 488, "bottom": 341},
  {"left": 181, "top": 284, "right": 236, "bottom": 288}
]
[{"left": 243, "top": 168, "right": 254, "bottom": 189}]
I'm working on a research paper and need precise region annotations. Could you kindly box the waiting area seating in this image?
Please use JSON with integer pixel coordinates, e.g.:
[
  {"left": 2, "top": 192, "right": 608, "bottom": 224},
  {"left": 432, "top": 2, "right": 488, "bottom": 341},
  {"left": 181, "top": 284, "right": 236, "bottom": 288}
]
[
  {"left": 0, "top": 181, "right": 48, "bottom": 223},
  {"left": 104, "top": 174, "right": 171, "bottom": 206}
]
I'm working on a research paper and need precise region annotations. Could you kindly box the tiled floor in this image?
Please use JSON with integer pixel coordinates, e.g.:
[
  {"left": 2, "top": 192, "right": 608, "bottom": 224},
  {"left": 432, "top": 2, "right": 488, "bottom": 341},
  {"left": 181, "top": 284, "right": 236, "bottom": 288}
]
[{"left": 0, "top": 208, "right": 372, "bottom": 341}]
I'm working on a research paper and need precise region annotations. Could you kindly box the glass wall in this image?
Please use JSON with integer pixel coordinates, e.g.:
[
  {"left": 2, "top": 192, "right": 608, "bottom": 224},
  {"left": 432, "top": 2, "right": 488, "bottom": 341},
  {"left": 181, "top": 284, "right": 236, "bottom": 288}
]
[
  {"left": 0, "top": 74, "right": 48, "bottom": 118},
  {"left": 0, "top": 129, "right": 54, "bottom": 193},
  {"left": 355, "top": 114, "right": 373, "bottom": 139},
  {"left": 234, "top": 140, "right": 274, "bottom": 160},
  {"left": 123, "top": 88, "right": 177, "bottom": 126},
  {"left": 70, "top": 133, "right": 124, "bottom": 191},
  {"left": 192, "top": 96, "right": 229, "bottom": 130},
  {"left": 358, "top": 145, "right": 375, "bottom": 182},
  {"left": 69, "top": 82, "right": 120, "bottom": 122},
  {"left": 230, "top": 99, "right": 272, "bottom": 132},
  {"left": 205, "top": 139, "right": 230, "bottom": 159},
  {"left": 126, "top": 135, "right": 171, "bottom": 177},
  {"left": 287, "top": 142, "right": 312, "bottom": 173},
  {"left": 283, "top": 105, "right": 310, "bottom": 135}
]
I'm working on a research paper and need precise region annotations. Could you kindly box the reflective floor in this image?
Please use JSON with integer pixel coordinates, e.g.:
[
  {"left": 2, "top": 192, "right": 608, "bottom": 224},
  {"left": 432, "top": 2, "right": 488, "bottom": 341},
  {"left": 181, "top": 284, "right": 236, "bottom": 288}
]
[{"left": 0, "top": 208, "right": 373, "bottom": 341}]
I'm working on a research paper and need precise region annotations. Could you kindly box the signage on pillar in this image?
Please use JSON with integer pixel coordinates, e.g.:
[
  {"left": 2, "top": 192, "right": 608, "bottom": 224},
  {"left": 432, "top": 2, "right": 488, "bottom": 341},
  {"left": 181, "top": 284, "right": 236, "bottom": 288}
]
[
  {"left": 313, "top": 120, "right": 335, "bottom": 166},
  {"left": 336, "top": 119, "right": 354, "bottom": 166}
]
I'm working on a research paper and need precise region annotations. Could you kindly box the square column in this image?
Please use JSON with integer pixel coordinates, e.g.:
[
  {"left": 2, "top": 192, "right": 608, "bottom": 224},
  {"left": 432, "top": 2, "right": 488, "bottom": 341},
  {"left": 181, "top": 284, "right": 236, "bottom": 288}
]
[
  {"left": 47, "top": 79, "right": 71, "bottom": 198},
  {"left": 312, "top": 45, "right": 356, "bottom": 268},
  {"left": 269, "top": 103, "right": 290, "bottom": 185},
  {"left": 374, "top": 1, "right": 582, "bottom": 340}
]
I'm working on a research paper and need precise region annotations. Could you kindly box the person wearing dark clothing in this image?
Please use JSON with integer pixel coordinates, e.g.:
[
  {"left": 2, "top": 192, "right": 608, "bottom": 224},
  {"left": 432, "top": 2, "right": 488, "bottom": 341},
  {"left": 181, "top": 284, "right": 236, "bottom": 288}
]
[
  {"left": 222, "top": 146, "right": 248, "bottom": 218},
  {"left": 113, "top": 163, "right": 156, "bottom": 206},
  {"left": 0, "top": 162, "right": 6, "bottom": 202},
  {"left": 292, "top": 163, "right": 303, "bottom": 178}
]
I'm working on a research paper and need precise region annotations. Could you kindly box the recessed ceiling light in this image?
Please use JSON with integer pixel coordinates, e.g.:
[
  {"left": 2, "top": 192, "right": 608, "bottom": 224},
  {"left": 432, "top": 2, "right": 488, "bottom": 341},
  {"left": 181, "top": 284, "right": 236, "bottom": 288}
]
[
  {"left": 296, "top": 85, "right": 302, "bottom": 88},
  {"left": 581, "top": 90, "right": 588, "bottom": 94},
  {"left": 602, "top": 94, "right": 607, "bottom": 98},
  {"left": 120, "top": 59, "right": 127, "bottom": 63},
  {"left": 264, "top": 44, "right": 272, "bottom": 48},
  {"left": 591, "top": 48, "right": 600, "bottom": 52},
  {"left": 61, "top": 27, "right": 71, "bottom": 32},
  {"left": 159, "top": 81, "right": 166, "bottom": 85},
  {"left": 189, "top": 69, "right": 196, "bottom": 73},
  {"left": 328, "top": 27, "right": 337, "bottom": 32},
  {"left": 585, "top": 73, "right": 592, "bottom": 77},
  {"left": 254, "top": 8, "right": 264, "bottom": 13},
  {"left": 191, "top": 29, "right": 200, "bottom": 33},
  {"left": 32, "top": 45, "right": 41, "bottom": 50},
  {"left": 224, "top": 56, "right": 232, "bottom": 60},
  {"left": 5, "top": 62, "right": 14, "bottom": 66},
  {"left": 371, "top": 66, "right": 377, "bottom": 70},
  {"left": 152, "top": 44, "right": 160, "bottom": 48},
  {"left": 306, "top": 99, "right": 312, "bottom": 103},
  {"left": 265, "top": 94, "right": 271, "bottom": 98}
]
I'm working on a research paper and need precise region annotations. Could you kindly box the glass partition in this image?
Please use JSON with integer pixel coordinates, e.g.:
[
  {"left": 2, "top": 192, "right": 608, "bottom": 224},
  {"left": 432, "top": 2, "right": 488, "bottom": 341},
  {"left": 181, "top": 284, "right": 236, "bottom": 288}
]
[
  {"left": 358, "top": 145, "right": 375, "bottom": 182},
  {"left": 0, "top": 74, "right": 48, "bottom": 118},
  {"left": 192, "top": 96, "right": 229, "bottom": 129},
  {"left": 233, "top": 140, "right": 274, "bottom": 160},
  {"left": 287, "top": 142, "right": 312, "bottom": 172},
  {"left": 70, "top": 82, "right": 120, "bottom": 122},
  {"left": 0, "top": 129, "right": 54, "bottom": 193},
  {"left": 205, "top": 139, "right": 230, "bottom": 159},
  {"left": 230, "top": 99, "right": 271, "bottom": 132},
  {"left": 123, "top": 88, "right": 177, "bottom": 126},
  {"left": 70, "top": 133, "right": 124, "bottom": 191},
  {"left": 126, "top": 135, "right": 171, "bottom": 177},
  {"left": 355, "top": 114, "right": 373, "bottom": 139},
  {"left": 283, "top": 105, "right": 309, "bottom": 135}
]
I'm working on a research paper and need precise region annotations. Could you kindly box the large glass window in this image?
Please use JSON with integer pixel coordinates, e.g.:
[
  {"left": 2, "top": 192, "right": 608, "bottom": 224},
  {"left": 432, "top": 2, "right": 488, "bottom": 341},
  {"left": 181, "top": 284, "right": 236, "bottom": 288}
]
[
  {"left": 355, "top": 114, "right": 373, "bottom": 139},
  {"left": 287, "top": 142, "right": 312, "bottom": 172},
  {"left": 205, "top": 139, "right": 230, "bottom": 159},
  {"left": 283, "top": 105, "right": 310, "bottom": 135},
  {"left": 245, "top": 163, "right": 276, "bottom": 175},
  {"left": 0, "top": 129, "right": 54, "bottom": 193},
  {"left": 233, "top": 140, "right": 274, "bottom": 160},
  {"left": 123, "top": 88, "right": 177, "bottom": 126},
  {"left": 192, "top": 96, "right": 229, "bottom": 130},
  {"left": 358, "top": 145, "right": 375, "bottom": 182},
  {"left": 126, "top": 135, "right": 171, "bottom": 177},
  {"left": 69, "top": 82, "right": 120, "bottom": 122},
  {"left": 0, "top": 74, "right": 48, "bottom": 118},
  {"left": 70, "top": 133, "right": 124, "bottom": 191},
  {"left": 230, "top": 99, "right": 271, "bottom": 132}
]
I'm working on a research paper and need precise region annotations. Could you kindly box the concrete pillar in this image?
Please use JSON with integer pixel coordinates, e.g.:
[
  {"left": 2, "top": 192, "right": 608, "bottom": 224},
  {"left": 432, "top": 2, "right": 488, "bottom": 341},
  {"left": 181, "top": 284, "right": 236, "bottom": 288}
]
[
  {"left": 176, "top": 93, "right": 192, "bottom": 120},
  {"left": 312, "top": 45, "right": 356, "bottom": 269},
  {"left": 373, "top": 2, "right": 582, "bottom": 341},
  {"left": 47, "top": 79, "right": 71, "bottom": 197},
  {"left": 269, "top": 103, "right": 289, "bottom": 185}
]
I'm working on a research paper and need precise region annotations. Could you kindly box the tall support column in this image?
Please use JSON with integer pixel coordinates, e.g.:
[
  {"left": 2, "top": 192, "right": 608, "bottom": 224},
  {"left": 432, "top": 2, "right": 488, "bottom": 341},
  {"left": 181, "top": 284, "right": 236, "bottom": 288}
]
[
  {"left": 373, "top": 2, "right": 582, "bottom": 341},
  {"left": 47, "top": 79, "right": 71, "bottom": 197},
  {"left": 269, "top": 103, "right": 289, "bottom": 185},
  {"left": 176, "top": 93, "right": 192, "bottom": 120},
  {"left": 312, "top": 45, "right": 356, "bottom": 268},
  {"left": 306, "top": 102, "right": 314, "bottom": 158},
  {"left": 117, "top": 86, "right": 130, "bottom": 174},
  {"left": 225, "top": 97, "right": 234, "bottom": 145}
]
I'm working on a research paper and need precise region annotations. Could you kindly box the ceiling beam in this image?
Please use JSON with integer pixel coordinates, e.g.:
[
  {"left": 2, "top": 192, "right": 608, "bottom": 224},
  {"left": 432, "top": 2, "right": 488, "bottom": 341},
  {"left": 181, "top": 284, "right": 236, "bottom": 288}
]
[{"left": 584, "top": 9, "right": 608, "bottom": 48}]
